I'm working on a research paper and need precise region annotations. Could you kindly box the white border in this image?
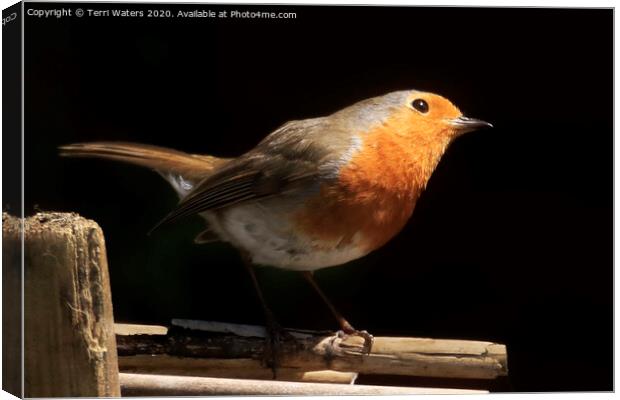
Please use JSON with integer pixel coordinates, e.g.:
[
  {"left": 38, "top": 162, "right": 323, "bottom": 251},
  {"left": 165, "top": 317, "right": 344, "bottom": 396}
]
[{"left": 0, "top": 2, "right": 615, "bottom": 400}]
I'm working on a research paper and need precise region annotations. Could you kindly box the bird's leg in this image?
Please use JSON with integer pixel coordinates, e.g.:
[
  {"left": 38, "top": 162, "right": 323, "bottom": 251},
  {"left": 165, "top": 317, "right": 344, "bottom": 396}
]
[
  {"left": 241, "top": 254, "right": 294, "bottom": 378},
  {"left": 301, "top": 271, "right": 374, "bottom": 354}
]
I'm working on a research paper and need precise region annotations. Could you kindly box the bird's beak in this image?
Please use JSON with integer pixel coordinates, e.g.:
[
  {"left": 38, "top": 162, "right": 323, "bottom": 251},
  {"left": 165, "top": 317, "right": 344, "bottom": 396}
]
[{"left": 448, "top": 116, "right": 493, "bottom": 134}]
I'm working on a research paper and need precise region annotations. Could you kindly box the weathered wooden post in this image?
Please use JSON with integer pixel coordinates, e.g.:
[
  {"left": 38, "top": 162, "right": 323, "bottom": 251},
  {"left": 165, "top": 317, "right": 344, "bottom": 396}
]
[
  {"left": 5, "top": 212, "right": 121, "bottom": 397},
  {"left": 3, "top": 213, "right": 22, "bottom": 397}
]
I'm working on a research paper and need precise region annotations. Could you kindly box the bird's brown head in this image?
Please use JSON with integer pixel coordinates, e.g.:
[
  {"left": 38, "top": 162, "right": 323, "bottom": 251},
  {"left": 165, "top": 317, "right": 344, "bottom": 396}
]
[
  {"left": 327, "top": 90, "right": 493, "bottom": 195},
  {"left": 331, "top": 90, "right": 492, "bottom": 180},
  {"left": 334, "top": 89, "right": 492, "bottom": 149},
  {"left": 367, "top": 90, "right": 492, "bottom": 142}
]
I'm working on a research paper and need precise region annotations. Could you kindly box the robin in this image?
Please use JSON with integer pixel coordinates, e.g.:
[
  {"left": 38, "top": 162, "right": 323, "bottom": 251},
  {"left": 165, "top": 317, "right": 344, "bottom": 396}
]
[{"left": 60, "top": 89, "right": 491, "bottom": 371}]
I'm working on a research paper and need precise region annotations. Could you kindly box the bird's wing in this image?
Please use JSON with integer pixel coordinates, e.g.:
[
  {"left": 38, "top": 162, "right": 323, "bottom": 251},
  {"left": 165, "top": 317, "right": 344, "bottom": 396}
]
[{"left": 151, "top": 117, "right": 344, "bottom": 231}]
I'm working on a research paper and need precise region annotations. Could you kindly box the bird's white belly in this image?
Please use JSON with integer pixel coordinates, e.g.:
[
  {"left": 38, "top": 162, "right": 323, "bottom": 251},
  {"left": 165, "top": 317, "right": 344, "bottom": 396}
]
[{"left": 202, "top": 202, "right": 368, "bottom": 271}]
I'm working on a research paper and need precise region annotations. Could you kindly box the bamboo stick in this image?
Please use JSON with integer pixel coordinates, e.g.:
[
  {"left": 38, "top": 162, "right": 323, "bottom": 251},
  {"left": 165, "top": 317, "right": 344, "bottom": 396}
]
[
  {"left": 116, "top": 323, "right": 357, "bottom": 384},
  {"left": 116, "top": 319, "right": 508, "bottom": 380},
  {"left": 119, "top": 373, "right": 487, "bottom": 395}
]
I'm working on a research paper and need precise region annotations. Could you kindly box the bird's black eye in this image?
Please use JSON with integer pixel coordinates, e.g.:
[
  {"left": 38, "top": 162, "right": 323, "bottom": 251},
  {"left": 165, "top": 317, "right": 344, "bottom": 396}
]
[{"left": 411, "top": 99, "right": 429, "bottom": 113}]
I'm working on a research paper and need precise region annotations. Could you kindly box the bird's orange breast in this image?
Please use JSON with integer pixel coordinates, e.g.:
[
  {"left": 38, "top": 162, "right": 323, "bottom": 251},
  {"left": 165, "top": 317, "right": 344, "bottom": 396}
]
[{"left": 294, "top": 120, "right": 438, "bottom": 254}]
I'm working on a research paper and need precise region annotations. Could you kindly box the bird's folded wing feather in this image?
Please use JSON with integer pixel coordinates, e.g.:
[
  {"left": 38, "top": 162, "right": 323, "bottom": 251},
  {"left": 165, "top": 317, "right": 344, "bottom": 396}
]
[{"left": 151, "top": 117, "right": 342, "bottom": 230}]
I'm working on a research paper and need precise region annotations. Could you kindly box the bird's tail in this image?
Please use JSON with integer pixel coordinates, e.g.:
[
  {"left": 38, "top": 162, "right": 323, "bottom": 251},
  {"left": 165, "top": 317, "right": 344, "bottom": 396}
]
[{"left": 59, "top": 141, "right": 229, "bottom": 196}]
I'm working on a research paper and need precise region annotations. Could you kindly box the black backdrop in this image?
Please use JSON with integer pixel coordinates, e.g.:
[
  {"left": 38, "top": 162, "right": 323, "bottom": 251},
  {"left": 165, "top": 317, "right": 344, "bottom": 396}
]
[{"left": 22, "top": 4, "right": 612, "bottom": 392}]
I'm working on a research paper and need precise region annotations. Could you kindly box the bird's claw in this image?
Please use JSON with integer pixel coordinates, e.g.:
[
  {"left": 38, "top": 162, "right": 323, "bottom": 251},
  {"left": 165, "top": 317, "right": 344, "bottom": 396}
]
[{"left": 336, "top": 329, "right": 374, "bottom": 355}]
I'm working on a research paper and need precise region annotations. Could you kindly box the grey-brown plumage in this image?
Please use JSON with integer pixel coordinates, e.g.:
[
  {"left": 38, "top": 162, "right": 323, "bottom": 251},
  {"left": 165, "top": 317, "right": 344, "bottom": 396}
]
[{"left": 60, "top": 116, "right": 355, "bottom": 232}]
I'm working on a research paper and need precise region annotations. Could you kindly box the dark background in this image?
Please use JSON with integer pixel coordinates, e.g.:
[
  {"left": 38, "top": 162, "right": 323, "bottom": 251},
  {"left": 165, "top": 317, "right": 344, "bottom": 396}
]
[{"left": 21, "top": 4, "right": 612, "bottom": 392}]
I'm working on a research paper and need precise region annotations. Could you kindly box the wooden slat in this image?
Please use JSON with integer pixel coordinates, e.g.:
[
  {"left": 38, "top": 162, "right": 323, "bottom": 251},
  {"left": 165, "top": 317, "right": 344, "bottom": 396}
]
[
  {"left": 119, "top": 373, "right": 487, "bottom": 395},
  {"left": 116, "top": 319, "right": 508, "bottom": 380},
  {"left": 115, "top": 322, "right": 357, "bottom": 384}
]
